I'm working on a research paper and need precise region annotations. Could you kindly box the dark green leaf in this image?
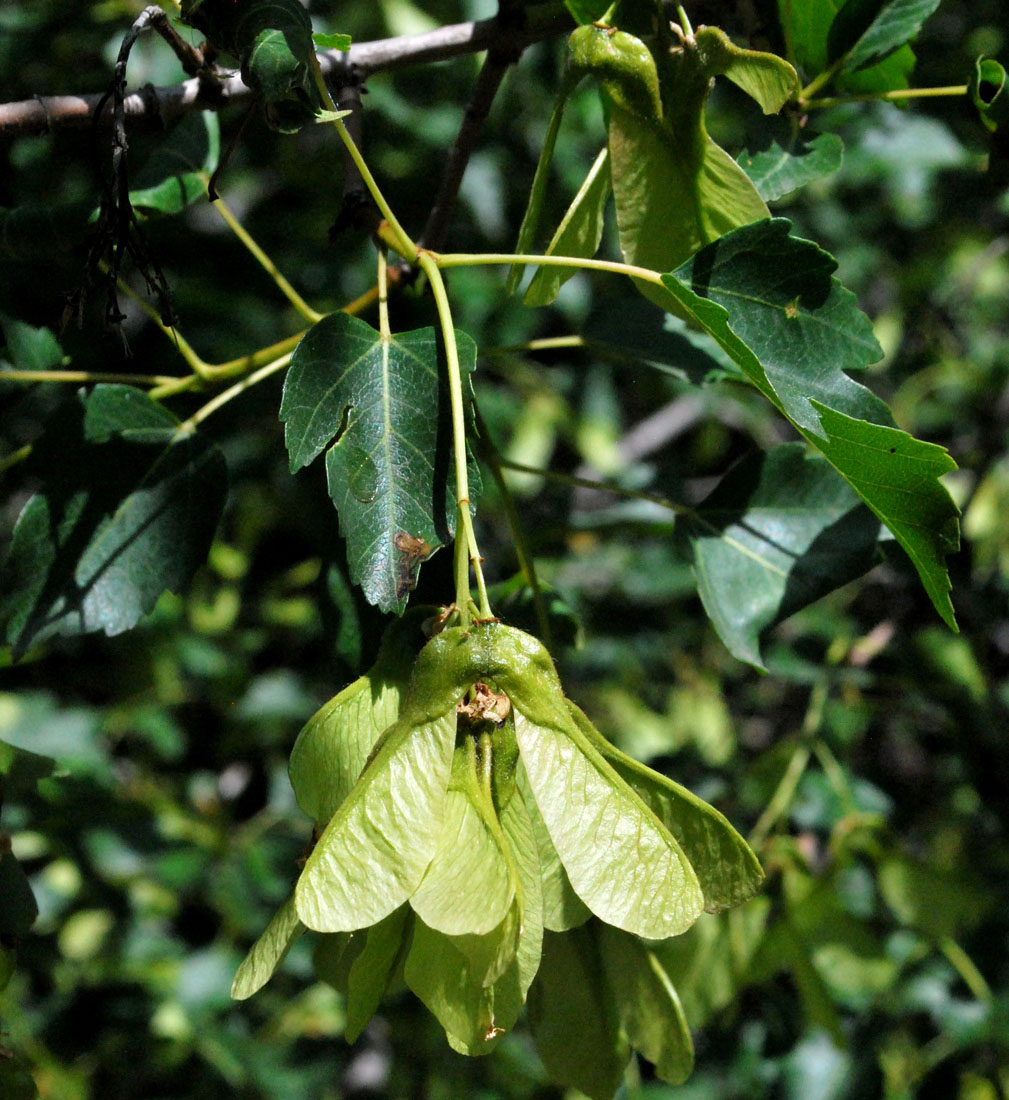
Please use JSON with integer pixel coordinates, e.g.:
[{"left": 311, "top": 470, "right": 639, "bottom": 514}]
[
  {"left": 583, "top": 298, "right": 742, "bottom": 385},
  {"left": 970, "top": 58, "right": 1009, "bottom": 133},
  {"left": 129, "top": 113, "right": 219, "bottom": 215},
  {"left": 0, "top": 313, "right": 63, "bottom": 371},
  {"left": 281, "top": 314, "right": 479, "bottom": 613},
  {"left": 777, "top": 0, "right": 915, "bottom": 92},
  {"left": 1, "top": 386, "right": 227, "bottom": 658},
  {"left": 828, "top": 0, "right": 941, "bottom": 72},
  {"left": 597, "top": 923, "right": 694, "bottom": 1085},
  {"left": 0, "top": 739, "right": 56, "bottom": 799},
  {"left": 679, "top": 445, "right": 881, "bottom": 668},
  {"left": 0, "top": 849, "right": 37, "bottom": 935},
  {"left": 528, "top": 927, "right": 629, "bottom": 1100},
  {"left": 660, "top": 220, "right": 958, "bottom": 628},
  {"left": 739, "top": 133, "right": 844, "bottom": 202}
]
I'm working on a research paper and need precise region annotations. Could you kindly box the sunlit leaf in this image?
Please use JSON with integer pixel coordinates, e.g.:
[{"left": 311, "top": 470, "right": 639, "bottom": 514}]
[
  {"left": 566, "top": 702, "right": 764, "bottom": 908},
  {"left": 231, "top": 894, "right": 303, "bottom": 1000}
]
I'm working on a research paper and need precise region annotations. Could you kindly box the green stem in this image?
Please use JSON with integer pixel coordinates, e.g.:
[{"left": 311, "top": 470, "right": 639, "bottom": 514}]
[
  {"left": 749, "top": 742, "right": 812, "bottom": 851},
  {"left": 433, "top": 250, "right": 664, "bottom": 287},
  {"left": 804, "top": 84, "right": 969, "bottom": 110},
  {"left": 309, "top": 53, "right": 418, "bottom": 263},
  {"left": 416, "top": 251, "right": 491, "bottom": 623},
  {"left": 212, "top": 195, "right": 324, "bottom": 324},
  {"left": 483, "top": 335, "right": 585, "bottom": 356},
  {"left": 799, "top": 55, "right": 848, "bottom": 102},
  {"left": 0, "top": 443, "right": 32, "bottom": 476},
  {"left": 675, "top": 5, "right": 694, "bottom": 37},
  {"left": 116, "top": 277, "right": 214, "bottom": 379},
  {"left": 498, "top": 457, "right": 693, "bottom": 516},
  {"left": 174, "top": 352, "right": 294, "bottom": 437},
  {"left": 939, "top": 937, "right": 993, "bottom": 1004},
  {"left": 473, "top": 404, "right": 552, "bottom": 648},
  {"left": 0, "top": 369, "right": 180, "bottom": 387}
]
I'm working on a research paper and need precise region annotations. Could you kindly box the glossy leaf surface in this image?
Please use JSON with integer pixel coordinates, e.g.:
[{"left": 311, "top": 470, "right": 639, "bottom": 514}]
[
  {"left": 660, "top": 219, "right": 958, "bottom": 628},
  {"left": 679, "top": 445, "right": 881, "bottom": 667},
  {"left": 1, "top": 386, "right": 226, "bottom": 659},
  {"left": 281, "top": 314, "right": 478, "bottom": 613}
]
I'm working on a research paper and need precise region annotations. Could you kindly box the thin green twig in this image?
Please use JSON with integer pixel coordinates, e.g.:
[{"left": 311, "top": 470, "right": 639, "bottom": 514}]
[
  {"left": 309, "top": 54, "right": 418, "bottom": 262},
  {"left": 0, "top": 369, "right": 180, "bottom": 387},
  {"left": 416, "top": 251, "right": 491, "bottom": 622},
  {"left": 212, "top": 195, "right": 324, "bottom": 324},
  {"left": 804, "top": 84, "right": 968, "bottom": 110},
  {"left": 174, "top": 353, "right": 294, "bottom": 437}
]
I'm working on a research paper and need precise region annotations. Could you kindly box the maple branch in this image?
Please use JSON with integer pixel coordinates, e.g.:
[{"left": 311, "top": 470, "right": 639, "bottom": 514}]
[{"left": 0, "top": 5, "right": 573, "bottom": 139}]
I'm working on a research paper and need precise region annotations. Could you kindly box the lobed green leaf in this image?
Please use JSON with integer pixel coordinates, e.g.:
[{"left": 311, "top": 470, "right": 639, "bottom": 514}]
[
  {"left": 281, "top": 314, "right": 479, "bottom": 614},
  {"left": 659, "top": 219, "right": 958, "bottom": 629},
  {"left": 738, "top": 133, "right": 844, "bottom": 202},
  {"left": 1, "top": 386, "right": 226, "bottom": 659},
  {"left": 677, "top": 445, "right": 881, "bottom": 668}
]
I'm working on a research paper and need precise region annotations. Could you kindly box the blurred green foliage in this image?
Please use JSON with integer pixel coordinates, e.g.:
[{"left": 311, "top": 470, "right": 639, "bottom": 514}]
[{"left": 2, "top": 1, "right": 1009, "bottom": 1098}]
